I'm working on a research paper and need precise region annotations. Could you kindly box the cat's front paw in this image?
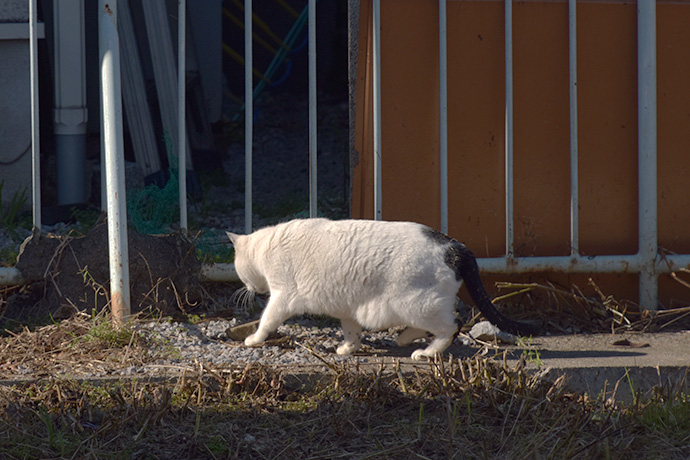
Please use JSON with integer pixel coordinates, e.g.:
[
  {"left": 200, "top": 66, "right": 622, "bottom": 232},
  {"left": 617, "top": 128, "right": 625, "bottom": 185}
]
[
  {"left": 411, "top": 348, "right": 438, "bottom": 361},
  {"left": 244, "top": 333, "right": 264, "bottom": 347},
  {"left": 336, "top": 341, "right": 360, "bottom": 355}
]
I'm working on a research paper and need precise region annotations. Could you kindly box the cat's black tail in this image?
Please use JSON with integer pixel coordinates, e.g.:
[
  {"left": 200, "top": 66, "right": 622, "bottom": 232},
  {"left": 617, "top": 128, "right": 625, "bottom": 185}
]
[{"left": 451, "top": 243, "right": 539, "bottom": 337}]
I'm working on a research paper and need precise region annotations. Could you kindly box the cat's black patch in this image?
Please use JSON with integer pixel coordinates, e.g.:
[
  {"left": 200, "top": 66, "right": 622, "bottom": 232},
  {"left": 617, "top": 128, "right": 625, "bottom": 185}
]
[
  {"left": 423, "top": 226, "right": 539, "bottom": 337},
  {"left": 423, "top": 227, "right": 454, "bottom": 246},
  {"left": 422, "top": 227, "right": 465, "bottom": 281}
]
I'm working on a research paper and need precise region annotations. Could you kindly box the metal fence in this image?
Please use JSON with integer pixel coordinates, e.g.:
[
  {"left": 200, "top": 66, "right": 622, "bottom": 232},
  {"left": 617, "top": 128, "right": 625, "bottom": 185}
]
[
  {"left": 4, "top": 0, "right": 690, "bottom": 318},
  {"left": 0, "top": 0, "right": 320, "bottom": 320},
  {"left": 368, "top": 0, "right": 690, "bottom": 310}
]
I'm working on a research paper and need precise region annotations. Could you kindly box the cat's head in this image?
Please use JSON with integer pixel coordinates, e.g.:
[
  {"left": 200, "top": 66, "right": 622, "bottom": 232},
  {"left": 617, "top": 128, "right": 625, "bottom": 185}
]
[{"left": 227, "top": 231, "right": 269, "bottom": 294}]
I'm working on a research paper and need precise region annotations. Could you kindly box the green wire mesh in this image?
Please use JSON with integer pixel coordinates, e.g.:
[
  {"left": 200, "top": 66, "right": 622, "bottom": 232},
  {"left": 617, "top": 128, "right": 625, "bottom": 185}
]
[
  {"left": 127, "top": 134, "right": 179, "bottom": 235},
  {"left": 126, "top": 133, "right": 233, "bottom": 263}
]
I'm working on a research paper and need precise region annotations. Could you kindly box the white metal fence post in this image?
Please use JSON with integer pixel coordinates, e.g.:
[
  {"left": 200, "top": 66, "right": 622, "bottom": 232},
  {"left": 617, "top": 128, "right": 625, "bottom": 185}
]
[
  {"left": 29, "top": 0, "right": 41, "bottom": 233},
  {"left": 99, "top": 0, "right": 131, "bottom": 323},
  {"left": 244, "top": 0, "right": 253, "bottom": 234},
  {"left": 308, "top": 0, "right": 318, "bottom": 218},
  {"left": 439, "top": 0, "right": 448, "bottom": 235},
  {"left": 568, "top": 0, "right": 579, "bottom": 257},
  {"left": 504, "top": 0, "right": 514, "bottom": 258},
  {"left": 372, "top": 0, "right": 382, "bottom": 220},
  {"left": 178, "top": 0, "right": 188, "bottom": 232},
  {"left": 637, "top": 0, "right": 658, "bottom": 310}
]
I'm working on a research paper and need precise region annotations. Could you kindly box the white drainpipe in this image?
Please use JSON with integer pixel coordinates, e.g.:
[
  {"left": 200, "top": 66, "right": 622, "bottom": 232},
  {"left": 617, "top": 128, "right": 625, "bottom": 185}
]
[{"left": 53, "top": 0, "right": 88, "bottom": 206}]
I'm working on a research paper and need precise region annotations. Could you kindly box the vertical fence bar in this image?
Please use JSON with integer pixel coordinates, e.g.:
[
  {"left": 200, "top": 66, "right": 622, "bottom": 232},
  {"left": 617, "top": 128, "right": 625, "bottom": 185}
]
[
  {"left": 504, "top": 0, "right": 514, "bottom": 257},
  {"left": 372, "top": 0, "right": 382, "bottom": 220},
  {"left": 244, "top": 0, "right": 253, "bottom": 233},
  {"left": 178, "top": 0, "right": 187, "bottom": 232},
  {"left": 439, "top": 0, "right": 448, "bottom": 234},
  {"left": 637, "top": 0, "right": 658, "bottom": 310},
  {"left": 29, "top": 0, "right": 41, "bottom": 233},
  {"left": 308, "top": 0, "right": 318, "bottom": 218},
  {"left": 99, "top": 0, "right": 131, "bottom": 323},
  {"left": 568, "top": 0, "right": 579, "bottom": 256}
]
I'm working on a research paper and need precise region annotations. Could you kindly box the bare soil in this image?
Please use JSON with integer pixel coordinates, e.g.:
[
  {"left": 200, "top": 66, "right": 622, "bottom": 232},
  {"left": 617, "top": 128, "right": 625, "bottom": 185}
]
[{"left": 5, "top": 222, "right": 209, "bottom": 328}]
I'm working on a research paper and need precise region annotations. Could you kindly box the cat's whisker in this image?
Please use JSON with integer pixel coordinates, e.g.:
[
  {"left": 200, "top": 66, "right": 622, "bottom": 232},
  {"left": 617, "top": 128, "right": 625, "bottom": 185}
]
[{"left": 231, "top": 286, "right": 256, "bottom": 313}]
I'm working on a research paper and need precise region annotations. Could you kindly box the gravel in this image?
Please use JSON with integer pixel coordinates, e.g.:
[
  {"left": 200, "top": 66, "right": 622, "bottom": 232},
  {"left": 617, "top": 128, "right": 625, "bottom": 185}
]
[
  {"left": 129, "top": 318, "right": 411, "bottom": 373},
  {"left": 118, "top": 315, "right": 479, "bottom": 374}
]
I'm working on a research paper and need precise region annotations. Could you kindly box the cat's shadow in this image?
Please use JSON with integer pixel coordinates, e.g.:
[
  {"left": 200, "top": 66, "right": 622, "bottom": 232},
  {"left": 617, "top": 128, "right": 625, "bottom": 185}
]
[
  {"left": 356, "top": 341, "right": 480, "bottom": 359},
  {"left": 354, "top": 341, "right": 647, "bottom": 362}
]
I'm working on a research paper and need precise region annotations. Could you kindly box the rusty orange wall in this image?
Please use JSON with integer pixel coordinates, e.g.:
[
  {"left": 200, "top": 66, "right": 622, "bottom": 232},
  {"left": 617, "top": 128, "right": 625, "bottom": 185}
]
[{"left": 353, "top": 0, "right": 690, "bottom": 305}]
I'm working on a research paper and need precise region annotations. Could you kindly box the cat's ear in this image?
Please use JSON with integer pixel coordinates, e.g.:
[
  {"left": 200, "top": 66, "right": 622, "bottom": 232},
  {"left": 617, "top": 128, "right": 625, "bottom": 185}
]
[{"left": 226, "top": 231, "right": 240, "bottom": 245}]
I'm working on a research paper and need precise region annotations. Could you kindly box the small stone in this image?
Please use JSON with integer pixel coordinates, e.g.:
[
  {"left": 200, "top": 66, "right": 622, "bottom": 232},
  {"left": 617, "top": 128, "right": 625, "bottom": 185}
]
[
  {"left": 469, "top": 321, "right": 517, "bottom": 344},
  {"left": 227, "top": 319, "right": 260, "bottom": 341}
]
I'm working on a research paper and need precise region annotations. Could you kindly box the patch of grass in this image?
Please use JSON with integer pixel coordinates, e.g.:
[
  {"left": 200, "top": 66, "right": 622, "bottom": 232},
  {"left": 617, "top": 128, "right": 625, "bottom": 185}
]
[
  {"left": 638, "top": 391, "right": 690, "bottom": 443},
  {"left": 0, "top": 247, "right": 19, "bottom": 267},
  {"left": 517, "top": 335, "right": 543, "bottom": 367},
  {"left": 0, "top": 316, "right": 688, "bottom": 459},
  {"left": 187, "top": 313, "right": 205, "bottom": 325},
  {"left": 196, "top": 244, "right": 234, "bottom": 264},
  {"left": 254, "top": 194, "right": 308, "bottom": 222},
  {"left": 0, "top": 312, "right": 152, "bottom": 379},
  {"left": 70, "top": 206, "right": 101, "bottom": 235},
  {"left": 0, "top": 327, "right": 688, "bottom": 460},
  {"left": 0, "top": 181, "right": 30, "bottom": 235},
  {"left": 83, "top": 310, "right": 135, "bottom": 348},
  {"left": 190, "top": 229, "right": 235, "bottom": 264}
]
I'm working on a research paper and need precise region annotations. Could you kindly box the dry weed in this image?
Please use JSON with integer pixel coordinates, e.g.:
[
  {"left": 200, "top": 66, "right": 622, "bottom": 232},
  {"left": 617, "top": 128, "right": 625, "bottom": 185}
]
[
  {"left": 0, "top": 330, "right": 686, "bottom": 459},
  {"left": 493, "top": 278, "right": 690, "bottom": 333}
]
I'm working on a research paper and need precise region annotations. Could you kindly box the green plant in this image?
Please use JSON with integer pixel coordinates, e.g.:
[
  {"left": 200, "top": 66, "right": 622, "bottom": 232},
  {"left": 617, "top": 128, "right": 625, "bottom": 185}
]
[
  {"left": 70, "top": 206, "right": 101, "bottom": 234},
  {"left": 84, "top": 309, "right": 135, "bottom": 348},
  {"left": 204, "top": 435, "right": 230, "bottom": 457},
  {"left": 187, "top": 313, "right": 205, "bottom": 325},
  {"left": 639, "top": 393, "right": 690, "bottom": 442},
  {"left": 517, "top": 336, "right": 543, "bottom": 367},
  {"left": 0, "top": 180, "right": 29, "bottom": 234},
  {"left": 0, "top": 247, "right": 19, "bottom": 266}
]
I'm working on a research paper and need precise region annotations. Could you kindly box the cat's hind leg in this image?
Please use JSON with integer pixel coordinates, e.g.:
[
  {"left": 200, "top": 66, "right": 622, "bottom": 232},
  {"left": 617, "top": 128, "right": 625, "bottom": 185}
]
[
  {"left": 408, "top": 315, "right": 459, "bottom": 361},
  {"left": 244, "top": 292, "right": 292, "bottom": 347},
  {"left": 410, "top": 334, "right": 456, "bottom": 361},
  {"left": 336, "top": 318, "right": 362, "bottom": 355}
]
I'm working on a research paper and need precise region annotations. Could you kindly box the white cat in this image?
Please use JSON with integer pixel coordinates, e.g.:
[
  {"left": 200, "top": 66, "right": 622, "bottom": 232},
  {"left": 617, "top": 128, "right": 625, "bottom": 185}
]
[{"left": 227, "top": 218, "right": 535, "bottom": 360}]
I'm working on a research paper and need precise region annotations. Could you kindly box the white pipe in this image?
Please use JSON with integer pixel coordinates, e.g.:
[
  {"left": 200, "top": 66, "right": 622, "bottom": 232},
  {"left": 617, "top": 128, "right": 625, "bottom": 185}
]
[
  {"left": 29, "top": 0, "right": 41, "bottom": 233},
  {"left": 6, "top": 250, "right": 690, "bottom": 287},
  {"left": 637, "top": 0, "right": 658, "bottom": 310},
  {"left": 99, "top": 0, "right": 131, "bottom": 323},
  {"left": 308, "top": 0, "right": 318, "bottom": 218},
  {"left": 504, "top": 0, "right": 514, "bottom": 257},
  {"left": 200, "top": 263, "right": 238, "bottom": 282},
  {"left": 0, "top": 268, "right": 24, "bottom": 286},
  {"left": 478, "top": 254, "right": 690, "bottom": 276},
  {"left": 568, "top": 0, "right": 579, "bottom": 256},
  {"left": 372, "top": 0, "right": 382, "bottom": 220},
  {"left": 53, "top": 0, "right": 88, "bottom": 206},
  {"left": 195, "top": 252, "right": 690, "bottom": 284},
  {"left": 244, "top": 0, "right": 253, "bottom": 234},
  {"left": 439, "top": 0, "right": 448, "bottom": 235},
  {"left": 178, "top": 0, "right": 188, "bottom": 232}
]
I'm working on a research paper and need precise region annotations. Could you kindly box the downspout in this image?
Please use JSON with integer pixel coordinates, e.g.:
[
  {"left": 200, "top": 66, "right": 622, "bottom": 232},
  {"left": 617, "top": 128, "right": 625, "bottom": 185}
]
[{"left": 53, "top": 0, "right": 88, "bottom": 206}]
